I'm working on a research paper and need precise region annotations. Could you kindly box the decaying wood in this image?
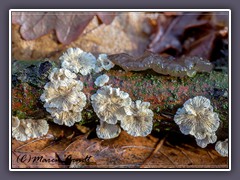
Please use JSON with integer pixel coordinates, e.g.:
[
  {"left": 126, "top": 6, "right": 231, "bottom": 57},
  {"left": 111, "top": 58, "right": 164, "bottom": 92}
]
[{"left": 11, "top": 59, "right": 229, "bottom": 139}]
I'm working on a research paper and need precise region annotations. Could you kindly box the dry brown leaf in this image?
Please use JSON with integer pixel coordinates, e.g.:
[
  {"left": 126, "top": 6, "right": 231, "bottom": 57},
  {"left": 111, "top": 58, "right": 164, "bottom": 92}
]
[
  {"left": 12, "top": 12, "right": 151, "bottom": 60},
  {"left": 148, "top": 12, "right": 210, "bottom": 55},
  {"left": 12, "top": 12, "right": 115, "bottom": 44},
  {"left": 184, "top": 31, "right": 216, "bottom": 59}
]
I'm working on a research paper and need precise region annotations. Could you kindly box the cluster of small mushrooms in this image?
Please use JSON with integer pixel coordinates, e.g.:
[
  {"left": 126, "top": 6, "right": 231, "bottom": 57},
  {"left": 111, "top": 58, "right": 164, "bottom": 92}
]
[{"left": 12, "top": 48, "right": 228, "bottom": 157}]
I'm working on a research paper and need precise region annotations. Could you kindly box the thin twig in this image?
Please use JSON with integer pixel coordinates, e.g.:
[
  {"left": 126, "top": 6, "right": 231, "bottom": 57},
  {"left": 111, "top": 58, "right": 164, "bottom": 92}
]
[
  {"left": 14, "top": 137, "right": 52, "bottom": 153},
  {"left": 159, "top": 150, "right": 176, "bottom": 167},
  {"left": 121, "top": 145, "right": 154, "bottom": 150},
  {"left": 63, "top": 135, "right": 83, "bottom": 152},
  {"left": 140, "top": 136, "right": 167, "bottom": 168}
]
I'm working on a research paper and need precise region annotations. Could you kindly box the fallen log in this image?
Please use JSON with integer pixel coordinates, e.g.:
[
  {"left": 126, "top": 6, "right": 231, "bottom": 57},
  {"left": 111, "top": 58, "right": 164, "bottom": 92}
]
[{"left": 11, "top": 59, "right": 229, "bottom": 139}]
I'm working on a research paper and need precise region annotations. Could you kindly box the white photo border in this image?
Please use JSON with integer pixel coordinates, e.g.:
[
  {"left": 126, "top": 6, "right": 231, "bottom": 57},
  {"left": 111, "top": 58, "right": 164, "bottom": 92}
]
[{"left": 9, "top": 9, "right": 231, "bottom": 171}]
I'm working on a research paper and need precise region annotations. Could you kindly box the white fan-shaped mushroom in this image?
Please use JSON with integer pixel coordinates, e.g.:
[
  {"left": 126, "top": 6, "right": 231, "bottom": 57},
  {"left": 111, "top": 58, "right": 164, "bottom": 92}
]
[
  {"left": 94, "top": 54, "right": 115, "bottom": 73},
  {"left": 120, "top": 100, "right": 153, "bottom": 137},
  {"left": 96, "top": 121, "right": 121, "bottom": 139},
  {"left": 40, "top": 77, "right": 86, "bottom": 126},
  {"left": 91, "top": 85, "right": 132, "bottom": 125},
  {"left": 12, "top": 118, "right": 49, "bottom": 141},
  {"left": 48, "top": 68, "right": 77, "bottom": 88},
  {"left": 60, "top": 47, "right": 96, "bottom": 75},
  {"left": 215, "top": 139, "right": 228, "bottom": 157},
  {"left": 12, "top": 116, "right": 20, "bottom": 131},
  {"left": 195, "top": 133, "right": 217, "bottom": 148},
  {"left": 94, "top": 74, "right": 109, "bottom": 87},
  {"left": 174, "top": 96, "right": 220, "bottom": 140}
]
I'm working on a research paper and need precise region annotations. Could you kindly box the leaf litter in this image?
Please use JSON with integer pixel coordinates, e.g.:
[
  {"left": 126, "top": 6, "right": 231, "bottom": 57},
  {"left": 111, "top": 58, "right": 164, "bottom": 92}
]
[
  {"left": 12, "top": 12, "right": 115, "bottom": 44},
  {"left": 12, "top": 123, "right": 228, "bottom": 168}
]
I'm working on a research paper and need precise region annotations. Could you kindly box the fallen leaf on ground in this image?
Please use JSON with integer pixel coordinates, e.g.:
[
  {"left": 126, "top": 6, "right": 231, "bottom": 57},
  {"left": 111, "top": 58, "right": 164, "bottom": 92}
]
[
  {"left": 147, "top": 12, "right": 228, "bottom": 64},
  {"left": 148, "top": 12, "right": 210, "bottom": 55},
  {"left": 12, "top": 12, "right": 151, "bottom": 60},
  {"left": 183, "top": 31, "right": 216, "bottom": 59},
  {"left": 12, "top": 12, "right": 115, "bottom": 44}
]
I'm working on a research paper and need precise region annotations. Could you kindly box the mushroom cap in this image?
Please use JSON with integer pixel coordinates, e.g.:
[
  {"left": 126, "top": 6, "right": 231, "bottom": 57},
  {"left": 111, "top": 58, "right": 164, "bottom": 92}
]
[
  {"left": 51, "top": 110, "right": 83, "bottom": 127},
  {"left": 60, "top": 47, "right": 96, "bottom": 75},
  {"left": 40, "top": 75, "right": 86, "bottom": 127},
  {"left": 174, "top": 96, "right": 220, "bottom": 140},
  {"left": 94, "top": 74, "right": 109, "bottom": 87},
  {"left": 91, "top": 86, "right": 132, "bottom": 124},
  {"left": 41, "top": 80, "right": 86, "bottom": 112},
  {"left": 48, "top": 68, "right": 77, "bottom": 88},
  {"left": 60, "top": 48, "right": 83, "bottom": 73},
  {"left": 12, "top": 118, "right": 49, "bottom": 141},
  {"left": 120, "top": 100, "right": 154, "bottom": 137},
  {"left": 94, "top": 54, "right": 115, "bottom": 73},
  {"left": 12, "top": 116, "right": 20, "bottom": 130},
  {"left": 195, "top": 133, "right": 217, "bottom": 148},
  {"left": 78, "top": 52, "right": 97, "bottom": 75},
  {"left": 96, "top": 121, "right": 121, "bottom": 139},
  {"left": 215, "top": 139, "right": 228, "bottom": 157}
]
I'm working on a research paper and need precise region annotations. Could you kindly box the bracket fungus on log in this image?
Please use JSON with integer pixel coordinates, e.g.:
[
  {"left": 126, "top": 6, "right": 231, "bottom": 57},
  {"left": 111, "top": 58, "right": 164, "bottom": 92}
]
[
  {"left": 120, "top": 100, "right": 154, "bottom": 137},
  {"left": 41, "top": 80, "right": 86, "bottom": 112},
  {"left": 48, "top": 68, "right": 77, "bottom": 88},
  {"left": 60, "top": 47, "right": 97, "bottom": 75},
  {"left": 12, "top": 58, "right": 228, "bottom": 141},
  {"left": 40, "top": 66, "right": 87, "bottom": 127},
  {"left": 94, "top": 99, "right": 154, "bottom": 139},
  {"left": 49, "top": 110, "right": 85, "bottom": 127},
  {"left": 91, "top": 85, "right": 132, "bottom": 125},
  {"left": 94, "top": 74, "right": 109, "bottom": 87},
  {"left": 215, "top": 139, "right": 228, "bottom": 157},
  {"left": 12, "top": 116, "right": 20, "bottom": 130},
  {"left": 195, "top": 133, "right": 217, "bottom": 148},
  {"left": 94, "top": 54, "right": 115, "bottom": 73},
  {"left": 174, "top": 96, "right": 220, "bottom": 148},
  {"left": 109, "top": 51, "right": 213, "bottom": 77},
  {"left": 12, "top": 116, "right": 49, "bottom": 141},
  {"left": 96, "top": 121, "right": 121, "bottom": 139},
  {"left": 40, "top": 80, "right": 86, "bottom": 126}
]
